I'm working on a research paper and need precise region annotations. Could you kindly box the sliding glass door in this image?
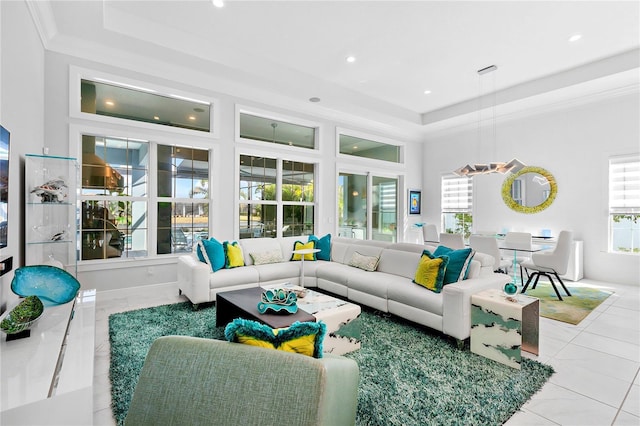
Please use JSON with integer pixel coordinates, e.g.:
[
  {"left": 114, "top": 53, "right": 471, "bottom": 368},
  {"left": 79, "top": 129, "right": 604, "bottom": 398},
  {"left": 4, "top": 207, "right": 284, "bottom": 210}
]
[{"left": 338, "top": 172, "right": 397, "bottom": 242}]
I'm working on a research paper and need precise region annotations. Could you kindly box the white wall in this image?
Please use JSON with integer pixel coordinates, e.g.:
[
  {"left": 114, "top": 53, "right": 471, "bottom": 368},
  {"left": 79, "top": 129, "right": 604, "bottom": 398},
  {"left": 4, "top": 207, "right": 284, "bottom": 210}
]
[
  {"left": 423, "top": 91, "right": 640, "bottom": 285},
  {"left": 0, "top": 1, "right": 46, "bottom": 310},
  {"left": 41, "top": 50, "right": 424, "bottom": 291}
]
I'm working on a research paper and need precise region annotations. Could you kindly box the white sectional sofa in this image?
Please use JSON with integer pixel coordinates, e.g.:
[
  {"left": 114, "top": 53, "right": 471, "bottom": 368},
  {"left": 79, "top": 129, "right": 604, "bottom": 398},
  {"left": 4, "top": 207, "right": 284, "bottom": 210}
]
[{"left": 177, "top": 236, "right": 510, "bottom": 341}]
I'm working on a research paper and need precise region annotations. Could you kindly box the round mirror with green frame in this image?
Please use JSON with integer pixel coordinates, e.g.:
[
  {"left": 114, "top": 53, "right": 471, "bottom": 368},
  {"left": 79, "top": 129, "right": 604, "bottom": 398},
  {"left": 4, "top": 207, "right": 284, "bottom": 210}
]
[{"left": 502, "top": 166, "right": 557, "bottom": 214}]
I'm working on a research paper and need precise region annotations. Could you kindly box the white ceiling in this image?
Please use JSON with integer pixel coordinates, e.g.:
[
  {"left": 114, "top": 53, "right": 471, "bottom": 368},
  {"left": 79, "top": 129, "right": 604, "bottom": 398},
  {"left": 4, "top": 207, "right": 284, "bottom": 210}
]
[{"left": 32, "top": 1, "right": 640, "bottom": 135}]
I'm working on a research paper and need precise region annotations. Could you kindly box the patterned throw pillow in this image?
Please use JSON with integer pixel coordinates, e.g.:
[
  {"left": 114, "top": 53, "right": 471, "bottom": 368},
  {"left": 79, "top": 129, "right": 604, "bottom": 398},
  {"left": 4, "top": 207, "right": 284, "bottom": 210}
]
[
  {"left": 433, "top": 246, "right": 475, "bottom": 284},
  {"left": 224, "top": 318, "right": 327, "bottom": 358},
  {"left": 308, "top": 234, "right": 331, "bottom": 261},
  {"left": 196, "top": 238, "right": 225, "bottom": 272},
  {"left": 290, "top": 240, "right": 317, "bottom": 261},
  {"left": 413, "top": 250, "right": 450, "bottom": 293},
  {"left": 349, "top": 251, "right": 380, "bottom": 272},
  {"left": 223, "top": 241, "right": 245, "bottom": 269},
  {"left": 250, "top": 250, "right": 284, "bottom": 265}
]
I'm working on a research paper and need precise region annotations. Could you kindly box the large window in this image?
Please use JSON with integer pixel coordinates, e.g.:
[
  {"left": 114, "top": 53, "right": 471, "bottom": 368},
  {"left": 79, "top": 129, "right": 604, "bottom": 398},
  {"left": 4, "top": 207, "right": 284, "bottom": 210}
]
[
  {"left": 157, "top": 145, "right": 210, "bottom": 254},
  {"left": 80, "top": 135, "right": 209, "bottom": 260},
  {"left": 441, "top": 174, "right": 473, "bottom": 238},
  {"left": 609, "top": 154, "right": 640, "bottom": 254},
  {"left": 239, "top": 113, "right": 316, "bottom": 149},
  {"left": 239, "top": 155, "right": 315, "bottom": 238},
  {"left": 338, "top": 172, "right": 398, "bottom": 242}
]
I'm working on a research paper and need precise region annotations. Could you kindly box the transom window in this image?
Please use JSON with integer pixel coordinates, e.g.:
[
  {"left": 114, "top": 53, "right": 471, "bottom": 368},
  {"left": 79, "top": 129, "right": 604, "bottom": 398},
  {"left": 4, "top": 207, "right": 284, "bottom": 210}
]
[
  {"left": 80, "top": 78, "right": 211, "bottom": 132},
  {"left": 239, "top": 113, "right": 316, "bottom": 149},
  {"left": 339, "top": 133, "right": 401, "bottom": 163}
]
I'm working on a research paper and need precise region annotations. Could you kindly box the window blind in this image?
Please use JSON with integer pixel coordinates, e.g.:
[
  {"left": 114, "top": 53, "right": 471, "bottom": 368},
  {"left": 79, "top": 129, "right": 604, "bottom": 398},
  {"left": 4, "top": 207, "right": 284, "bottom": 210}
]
[
  {"left": 442, "top": 174, "right": 473, "bottom": 212},
  {"left": 609, "top": 154, "right": 640, "bottom": 214}
]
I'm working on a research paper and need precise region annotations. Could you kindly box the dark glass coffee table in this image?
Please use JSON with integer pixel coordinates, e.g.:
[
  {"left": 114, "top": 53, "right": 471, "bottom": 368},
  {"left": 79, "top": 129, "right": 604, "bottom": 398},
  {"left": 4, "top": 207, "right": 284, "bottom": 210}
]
[{"left": 216, "top": 286, "right": 315, "bottom": 329}]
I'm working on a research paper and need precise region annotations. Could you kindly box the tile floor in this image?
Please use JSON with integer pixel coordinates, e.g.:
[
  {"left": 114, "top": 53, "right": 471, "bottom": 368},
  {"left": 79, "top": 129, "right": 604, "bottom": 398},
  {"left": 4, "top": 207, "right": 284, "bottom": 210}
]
[{"left": 93, "top": 279, "right": 640, "bottom": 425}]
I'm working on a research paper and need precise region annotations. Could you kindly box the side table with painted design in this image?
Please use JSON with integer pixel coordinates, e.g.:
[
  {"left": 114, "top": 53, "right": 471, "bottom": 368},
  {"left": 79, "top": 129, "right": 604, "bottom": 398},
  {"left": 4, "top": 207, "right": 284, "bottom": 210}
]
[{"left": 470, "top": 288, "right": 539, "bottom": 369}]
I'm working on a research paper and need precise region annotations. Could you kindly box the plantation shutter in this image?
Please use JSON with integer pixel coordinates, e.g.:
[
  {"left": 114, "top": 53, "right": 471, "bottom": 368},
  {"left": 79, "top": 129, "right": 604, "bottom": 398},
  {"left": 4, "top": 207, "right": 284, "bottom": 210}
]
[
  {"left": 442, "top": 174, "right": 473, "bottom": 213},
  {"left": 609, "top": 154, "right": 640, "bottom": 214}
]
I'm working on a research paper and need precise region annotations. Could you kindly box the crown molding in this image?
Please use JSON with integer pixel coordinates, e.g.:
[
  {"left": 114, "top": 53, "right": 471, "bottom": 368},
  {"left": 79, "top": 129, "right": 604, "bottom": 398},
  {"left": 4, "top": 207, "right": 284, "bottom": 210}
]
[{"left": 25, "top": 0, "right": 57, "bottom": 50}]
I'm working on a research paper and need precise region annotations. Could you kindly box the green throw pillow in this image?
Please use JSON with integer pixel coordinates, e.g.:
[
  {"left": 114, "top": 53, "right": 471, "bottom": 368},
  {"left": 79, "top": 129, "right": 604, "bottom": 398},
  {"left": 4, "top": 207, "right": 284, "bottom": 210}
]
[
  {"left": 433, "top": 246, "right": 475, "bottom": 284},
  {"left": 413, "top": 250, "right": 449, "bottom": 293}
]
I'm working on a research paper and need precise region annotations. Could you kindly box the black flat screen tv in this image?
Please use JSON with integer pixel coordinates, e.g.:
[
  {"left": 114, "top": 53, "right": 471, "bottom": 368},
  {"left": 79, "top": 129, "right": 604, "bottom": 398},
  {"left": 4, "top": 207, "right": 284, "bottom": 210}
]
[{"left": 0, "top": 125, "right": 9, "bottom": 249}]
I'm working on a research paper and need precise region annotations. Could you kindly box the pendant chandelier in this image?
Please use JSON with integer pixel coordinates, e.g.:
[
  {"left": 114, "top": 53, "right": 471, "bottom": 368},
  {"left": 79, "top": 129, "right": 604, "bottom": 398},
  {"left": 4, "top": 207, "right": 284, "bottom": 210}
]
[{"left": 453, "top": 65, "right": 525, "bottom": 177}]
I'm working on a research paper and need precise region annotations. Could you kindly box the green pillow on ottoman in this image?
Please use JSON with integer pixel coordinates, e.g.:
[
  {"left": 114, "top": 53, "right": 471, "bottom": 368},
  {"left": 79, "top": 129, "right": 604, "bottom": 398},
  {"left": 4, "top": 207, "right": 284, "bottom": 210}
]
[{"left": 433, "top": 246, "right": 475, "bottom": 284}]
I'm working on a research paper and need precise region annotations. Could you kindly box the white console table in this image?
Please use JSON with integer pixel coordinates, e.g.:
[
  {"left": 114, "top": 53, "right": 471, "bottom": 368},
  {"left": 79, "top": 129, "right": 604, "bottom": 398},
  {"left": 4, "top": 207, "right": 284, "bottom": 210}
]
[{"left": 0, "top": 289, "right": 95, "bottom": 425}]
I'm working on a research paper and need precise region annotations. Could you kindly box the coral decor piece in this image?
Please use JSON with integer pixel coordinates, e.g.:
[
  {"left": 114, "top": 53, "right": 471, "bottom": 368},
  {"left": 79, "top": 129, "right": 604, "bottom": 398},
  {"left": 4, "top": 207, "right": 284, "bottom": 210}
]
[
  {"left": 257, "top": 288, "right": 298, "bottom": 314},
  {"left": 11, "top": 265, "right": 80, "bottom": 306},
  {"left": 31, "top": 178, "right": 68, "bottom": 203}
]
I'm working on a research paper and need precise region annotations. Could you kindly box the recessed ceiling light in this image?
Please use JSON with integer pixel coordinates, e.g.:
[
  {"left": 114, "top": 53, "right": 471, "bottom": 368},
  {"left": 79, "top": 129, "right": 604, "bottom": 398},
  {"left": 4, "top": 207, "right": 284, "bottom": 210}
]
[
  {"left": 569, "top": 34, "right": 582, "bottom": 42},
  {"left": 346, "top": 56, "right": 356, "bottom": 63},
  {"left": 212, "top": 0, "right": 224, "bottom": 8},
  {"left": 105, "top": 100, "right": 114, "bottom": 106},
  {"left": 424, "top": 90, "right": 432, "bottom": 95}
]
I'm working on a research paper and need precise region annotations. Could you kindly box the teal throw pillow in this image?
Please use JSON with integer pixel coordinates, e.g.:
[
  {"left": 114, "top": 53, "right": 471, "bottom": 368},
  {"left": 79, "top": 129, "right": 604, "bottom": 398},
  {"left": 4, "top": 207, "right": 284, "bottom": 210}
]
[
  {"left": 433, "top": 245, "right": 475, "bottom": 284},
  {"left": 309, "top": 234, "right": 331, "bottom": 261},
  {"left": 196, "top": 238, "right": 225, "bottom": 272}
]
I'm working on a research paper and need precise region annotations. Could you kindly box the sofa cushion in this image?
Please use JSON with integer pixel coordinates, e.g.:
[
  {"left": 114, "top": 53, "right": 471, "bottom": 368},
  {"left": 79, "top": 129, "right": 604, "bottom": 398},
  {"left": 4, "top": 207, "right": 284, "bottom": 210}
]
[
  {"left": 224, "top": 241, "right": 245, "bottom": 268},
  {"left": 348, "top": 251, "right": 379, "bottom": 271},
  {"left": 433, "top": 246, "right": 475, "bottom": 284},
  {"left": 309, "top": 234, "right": 331, "bottom": 261},
  {"left": 413, "top": 251, "right": 449, "bottom": 293},
  {"left": 347, "top": 269, "right": 395, "bottom": 299},
  {"left": 254, "top": 262, "right": 301, "bottom": 283},
  {"left": 377, "top": 249, "right": 421, "bottom": 280},
  {"left": 291, "top": 240, "right": 317, "bottom": 261},
  {"left": 196, "top": 238, "right": 225, "bottom": 272},
  {"left": 387, "top": 278, "right": 445, "bottom": 316},
  {"left": 209, "top": 267, "right": 260, "bottom": 290},
  {"left": 224, "top": 318, "right": 326, "bottom": 358}
]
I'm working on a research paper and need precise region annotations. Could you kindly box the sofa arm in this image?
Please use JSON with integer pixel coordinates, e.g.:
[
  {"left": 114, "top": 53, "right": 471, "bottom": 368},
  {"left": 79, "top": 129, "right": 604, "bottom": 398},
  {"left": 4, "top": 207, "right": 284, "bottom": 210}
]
[
  {"left": 441, "top": 273, "right": 511, "bottom": 341},
  {"left": 318, "top": 354, "right": 359, "bottom": 425},
  {"left": 177, "top": 254, "right": 211, "bottom": 305}
]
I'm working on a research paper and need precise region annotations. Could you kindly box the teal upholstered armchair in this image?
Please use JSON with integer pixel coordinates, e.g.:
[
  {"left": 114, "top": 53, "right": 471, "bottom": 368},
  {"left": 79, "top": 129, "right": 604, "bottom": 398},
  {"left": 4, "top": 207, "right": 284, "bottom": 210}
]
[{"left": 125, "top": 336, "right": 360, "bottom": 426}]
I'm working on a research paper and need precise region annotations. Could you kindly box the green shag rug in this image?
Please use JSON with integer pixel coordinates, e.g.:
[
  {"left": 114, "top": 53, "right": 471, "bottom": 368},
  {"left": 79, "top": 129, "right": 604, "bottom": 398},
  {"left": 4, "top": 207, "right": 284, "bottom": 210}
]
[
  {"left": 523, "top": 283, "right": 614, "bottom": 325},
  {"left": 109, "top": 303, "right": 554, "bottom": 426}
]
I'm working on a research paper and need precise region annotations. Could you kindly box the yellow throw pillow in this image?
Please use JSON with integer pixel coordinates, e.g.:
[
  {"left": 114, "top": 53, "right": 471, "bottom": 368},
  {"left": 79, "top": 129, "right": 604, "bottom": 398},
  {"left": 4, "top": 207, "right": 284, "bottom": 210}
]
[
  {"left": 290, "top": 240, "right": 317, "bottom": 261},
  {"left": 223, "top": 241, "right": 245, "bottom": 268},
  {"left": 413, "top": 250, "right": 450, "bottom": 293},
  {"left": 224, "top": 318, "right": 327, "bottom": 358}
]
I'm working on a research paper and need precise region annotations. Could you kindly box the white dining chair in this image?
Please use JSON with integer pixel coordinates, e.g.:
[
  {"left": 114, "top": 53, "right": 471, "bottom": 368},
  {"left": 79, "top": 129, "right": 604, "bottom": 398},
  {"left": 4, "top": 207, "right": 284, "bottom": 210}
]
[
  {"left": 503, "top": 232, "right": 532, "bottom": 284},
  {"left": 439, "top": 232, "right": 465, "bottom": 250},
  {"left": 423, "top": 224, "right": 439, "bottom": 243},
  {"left": 520, "top": 230, "right": 573, "bottom": 300},
  {"left": 469, "top": 235, "right": 510, "bottom": 273}
]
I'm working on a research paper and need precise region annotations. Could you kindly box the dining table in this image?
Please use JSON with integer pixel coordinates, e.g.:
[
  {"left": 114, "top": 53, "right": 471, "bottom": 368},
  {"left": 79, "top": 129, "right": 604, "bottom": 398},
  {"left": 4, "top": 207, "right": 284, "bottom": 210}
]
[{"left": 498, "top": 243, "right": 551, "bottom": 286}]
